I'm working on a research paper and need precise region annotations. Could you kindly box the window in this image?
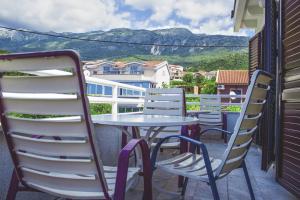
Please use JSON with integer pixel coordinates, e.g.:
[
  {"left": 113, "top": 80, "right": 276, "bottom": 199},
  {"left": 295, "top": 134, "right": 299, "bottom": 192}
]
[
  {"left": 229, "top": 88, "right": 242, "bottom": 103},
  {"left": 129, "top": 64, "right": 143, "bottom": 74},
  {"left": 87, "top": 83, "right": 97, "bottom": 94},
  {"left": 104, "top": 86, "right": 112, "bottom": 95},
  {"left": 96, "top": 85, "right": 103, "bottom": 95},
  {"left": 217, "top": 85, "right": 225, "bottom": 90}
]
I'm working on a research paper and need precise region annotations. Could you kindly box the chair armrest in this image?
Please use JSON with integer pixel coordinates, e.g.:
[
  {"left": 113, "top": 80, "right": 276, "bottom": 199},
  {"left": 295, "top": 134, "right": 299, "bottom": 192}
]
[
  {"left": 200, "top": 128, "right": 232, "bottom": 136},
  {"left": 114, "top": 139, "right": 152, "bottom": 200},
  {"left": 151, "top": 135, "right": 210, "bottom": 171}
]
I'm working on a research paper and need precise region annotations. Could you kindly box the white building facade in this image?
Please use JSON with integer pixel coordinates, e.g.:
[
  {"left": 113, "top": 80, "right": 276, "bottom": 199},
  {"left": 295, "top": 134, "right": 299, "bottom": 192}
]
[{"left": 83, "top": 60, "right": 170, "bottom": 88}]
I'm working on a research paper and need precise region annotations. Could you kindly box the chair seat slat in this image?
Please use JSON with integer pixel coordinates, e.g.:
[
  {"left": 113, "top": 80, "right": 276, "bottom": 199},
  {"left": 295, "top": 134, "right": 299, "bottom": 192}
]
[
  {"left": 256, "top": 74, "right": 273, "bottom": 85},
  {"left": 18, "top": 154, "right": 97, "bottom": 174},
  {"left": 143, "top": 108, "right": 182, "bottom": 116},
  {"left": 16, "top": 150, "right": 92, "bottom": 163},
  {"left": 245, "top": 101, "right": 265, "bottom": 115},
  {"left": 220, "top": 155, "right": 245, "bottom": 174},
  {"left": 12, "top": 135, "right": 92, "bottom": 157},
  {"left": 251, "top": 86, "right": 269, "bottom": 100},
  {"left": 227, "top": 140, "right": 252, "bottom": 160},
  {"left": 146, "top": 88, "right": 183, "bottom": 94},
  {"left": 0, "top": 56, "right": 76, "bottom": 72},
  {"left": 3, "top": 93, "right": 78, "bottom": 100},
  {"left": 21, "top": 167, "right": 96, "bottom": 180},
  {"left": 0, "top": 75, "right": 78, "bottom": 93},
  {"left": 9, "top": 133, "right": 86, "bottom": 143},
  {"left": 7, "top": 117, "right": 87, "bottom": 137},
  {"left": 24, "top": 181, "right": 108, "bottom": 199},
  {"left": 144, "top": 94, "right": 182, "bottom": 101},
  {"left": 240, "top": 113, "right": 262, "bottom": 130},
  {"left": 144, "top": 101, "right": 182, "bottom": 109},
  {"left": 4, "top": 98, "right": 84, "bottom": 115}
]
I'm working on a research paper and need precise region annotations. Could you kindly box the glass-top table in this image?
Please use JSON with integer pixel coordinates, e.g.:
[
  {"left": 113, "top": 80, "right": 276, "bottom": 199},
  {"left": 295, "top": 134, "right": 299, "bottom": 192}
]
[{"left": 92, "top": 114, "right": 199, "bottom": 127}]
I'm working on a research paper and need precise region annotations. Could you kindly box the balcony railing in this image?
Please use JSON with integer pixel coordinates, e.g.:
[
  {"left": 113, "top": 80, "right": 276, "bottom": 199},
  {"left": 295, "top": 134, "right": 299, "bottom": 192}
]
[{"left": 185, "top": 94, "right": 246, "bottom": 110}]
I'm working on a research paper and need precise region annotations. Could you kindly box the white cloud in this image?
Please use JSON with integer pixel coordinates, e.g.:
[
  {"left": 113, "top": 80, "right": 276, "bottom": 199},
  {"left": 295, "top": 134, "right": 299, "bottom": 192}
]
[
  {"left": 0, "top": 0, "right": 247, "bottom": 36},
  {"left": 124, "top": 0, "right": 241, "bottom": 35},
  {"left": 125, "top": 0, "right": 176, "bottom": 23},
  {"left": 195, "top": 18, "right": 248, "bottom": 36},
  {"left": 0, "top": 0, "right": 131, "bottom": 32},
  {"left": 174, "top": 0, "right": 233, "bottom": 24}
]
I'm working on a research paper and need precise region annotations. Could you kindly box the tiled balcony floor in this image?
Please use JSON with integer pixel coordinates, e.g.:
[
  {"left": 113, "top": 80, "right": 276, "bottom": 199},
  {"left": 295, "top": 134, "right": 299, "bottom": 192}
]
[
  {"left": 1, "top": 138, "right": 297, "bottom": 200},
  {"left": 125, "top": 140, "right": 296, "bottom": 200}
]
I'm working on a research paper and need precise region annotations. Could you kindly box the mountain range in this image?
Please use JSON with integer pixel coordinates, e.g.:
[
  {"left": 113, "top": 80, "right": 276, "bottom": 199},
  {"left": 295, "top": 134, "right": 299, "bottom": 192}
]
[{"left": 0, "top": 28, "right": 249, "bottom": 60}]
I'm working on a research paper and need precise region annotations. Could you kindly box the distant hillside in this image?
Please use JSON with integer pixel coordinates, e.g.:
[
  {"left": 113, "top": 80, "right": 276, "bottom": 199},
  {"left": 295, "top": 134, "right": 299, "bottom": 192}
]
[
  {"left": 0, "top": 28, "right": 249, "bottom": 61},
  {"left": 118, "top": 51, "right": 248, "bottom": 71}
]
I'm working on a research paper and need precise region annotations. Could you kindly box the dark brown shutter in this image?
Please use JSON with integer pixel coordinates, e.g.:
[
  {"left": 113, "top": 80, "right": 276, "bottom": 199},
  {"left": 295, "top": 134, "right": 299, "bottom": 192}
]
[
  {"left": 249, "top": 32, "right": 263, "bottom": 79},
  {"left": 249, "top": 31, "right": 265, "bottom": 146},
  {"left": 261, "top": 0, "right": 277, "bottom": 171},
  {"left": 279, "top": 0, "right": 300, "bottom": 197}
]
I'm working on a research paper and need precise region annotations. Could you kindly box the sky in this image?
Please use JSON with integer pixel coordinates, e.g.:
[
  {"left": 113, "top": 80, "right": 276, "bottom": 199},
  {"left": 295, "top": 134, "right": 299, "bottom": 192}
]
[{"left": 0, "top": 0, "right": 252, "bottom": 36}]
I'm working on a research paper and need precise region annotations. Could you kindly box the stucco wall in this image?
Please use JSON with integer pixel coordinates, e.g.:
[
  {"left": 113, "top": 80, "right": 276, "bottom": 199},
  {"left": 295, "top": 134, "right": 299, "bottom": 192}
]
[{"left": 155, "top": 65, "right": 170, "bottom": 87}]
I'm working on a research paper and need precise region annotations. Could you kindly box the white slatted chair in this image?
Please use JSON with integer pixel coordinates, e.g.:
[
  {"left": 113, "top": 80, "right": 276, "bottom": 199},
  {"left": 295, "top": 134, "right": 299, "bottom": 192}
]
[
  {"left": 151, "top": 70, "right": 272, "bottom": 200},
  {"left": 140, "top": 88, "right": 186, "bottom": 148},
  {"left": 198, "top": 94, "right": 222, "bottom": 126},
  {"left": 0, "top": 50, "right": 152, "bottom": 200},
  {"left": 198, "top": 94, "right": 225, "bottom": 140}
]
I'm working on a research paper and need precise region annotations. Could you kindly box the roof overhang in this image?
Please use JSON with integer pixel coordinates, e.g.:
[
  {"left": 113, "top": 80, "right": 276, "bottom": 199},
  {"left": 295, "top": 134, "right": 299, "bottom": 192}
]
[{"left": 232, "top": 0, "right": 265, "bottom": 33}]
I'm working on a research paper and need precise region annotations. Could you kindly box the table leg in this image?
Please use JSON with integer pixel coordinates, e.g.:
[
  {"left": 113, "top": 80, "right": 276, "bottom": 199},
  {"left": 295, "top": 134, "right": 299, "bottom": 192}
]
[
  {"left": 189, "top": 124, "right": 201, "bottom": 154},
  {"left": 222, "top": 113, "right": 228, "bottom": 143}
]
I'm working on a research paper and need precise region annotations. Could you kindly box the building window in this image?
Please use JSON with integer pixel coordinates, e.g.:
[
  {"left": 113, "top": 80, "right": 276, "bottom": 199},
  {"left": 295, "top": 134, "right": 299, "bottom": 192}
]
[
  {"left": 229, "top": 88, "right": 242, "bottom": 103},
  {"left": 87, "top": 83, "right": 103, "bottom": 95},
  {"left": 129, "top": 65, "right": 143, "bottom": 74},
  {"left": 103, "top": 65, "right": 120, "bottom": 74}
]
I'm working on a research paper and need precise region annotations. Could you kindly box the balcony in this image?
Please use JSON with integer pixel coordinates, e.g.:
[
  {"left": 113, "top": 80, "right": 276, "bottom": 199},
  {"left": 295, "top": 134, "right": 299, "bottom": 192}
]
[{"left": 0, "top": 70, "right": 296, "bottom": 200}]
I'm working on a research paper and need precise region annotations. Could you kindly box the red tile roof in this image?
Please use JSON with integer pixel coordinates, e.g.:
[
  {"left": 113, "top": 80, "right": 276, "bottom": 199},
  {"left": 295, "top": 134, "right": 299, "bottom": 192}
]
[
  {"left": 216, "top": 70, "right": 249, "bottom": 85},
  {"left": 144, "top": 61, "right": 164, "bottom": 67}
]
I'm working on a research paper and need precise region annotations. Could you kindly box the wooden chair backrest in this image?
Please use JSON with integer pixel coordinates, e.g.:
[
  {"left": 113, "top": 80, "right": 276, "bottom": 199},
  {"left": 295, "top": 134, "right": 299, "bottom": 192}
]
[
  {"left": 216, "top": 70, "right": 272, "bottom": 177},
  {"left": 143, "top": 88, "right": 186, "bottom": 116},
  {"left": 143, "top": 88, "right": 186, "bottom": 139},
  {"left": 199, "top": 94, "right": 222, "bottom": 123},
  {"left": 0, "top": 51, "right": 110, "bottom": 198}
]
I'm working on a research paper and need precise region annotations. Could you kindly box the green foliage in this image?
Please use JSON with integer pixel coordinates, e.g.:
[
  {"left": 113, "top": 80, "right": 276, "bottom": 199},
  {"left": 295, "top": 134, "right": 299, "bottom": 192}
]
[
  {"left": 8, "top": 103, "right": 112, "bottom": 118},
  {"left": 194, "top": 75, "right": 204, "bottom": 85},
  {"left": 89, "top": 103, "right": 112, "bottom": 115},
  {"left": 186, "top": 104, "right": 200, "bottom": 111},
  {"left": 0, "top": 49, "right": 9, "bottom": 54},
  {"left": 223, "top": 106, "right": 241, "bottom": 112},
  {"left": 8, "top": 113, "right": 61, "bottom": 119},
  {"left": 170, "top": 80, "right": 185, "bottom": 87},
  {"left": 182, "top": 73, "right": 194, "bottom": 83},
  {"left": 118, "top": 51, "right": 248, "bottom": 71},
  {"left": 200, "top": 79, "right": 217, "bottom": 94}
]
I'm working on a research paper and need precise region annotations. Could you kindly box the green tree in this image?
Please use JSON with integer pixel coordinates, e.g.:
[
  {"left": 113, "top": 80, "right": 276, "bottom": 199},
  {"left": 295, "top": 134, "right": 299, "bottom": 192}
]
[
  {"left": 182, "top": 72, "right": 194, "bottom": 83},
  {"left": 89, "top": 104, "right": 112, "bottom": 115},
  {"left": 194, "top": 75, "right": 204, "bottom": 85},
  {"left": 201, "top": 79, "right": 217, "bottom": 94}
]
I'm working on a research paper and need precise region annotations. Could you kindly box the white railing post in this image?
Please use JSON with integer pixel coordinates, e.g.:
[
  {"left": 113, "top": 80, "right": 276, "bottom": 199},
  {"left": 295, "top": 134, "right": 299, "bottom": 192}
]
[{"left": 112, "top": 85, "right": 119, "bottom": 115}]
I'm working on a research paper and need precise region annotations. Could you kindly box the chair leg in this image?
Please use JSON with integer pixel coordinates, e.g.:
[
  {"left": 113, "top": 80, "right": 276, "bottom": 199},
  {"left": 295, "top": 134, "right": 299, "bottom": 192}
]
[
  {"left": 206, "top": 168, "right": 219, "bottom": 200},
  {"left": 181, "top": 178, "right": 189, "bottom": 196},
  {"left": 242, "top": 161, "right": 255, "bottom": 200},
  {"left": 6, "top": 170, "right": 19, "bottom": 200},
  {"left": 209, "top": 178, "right": 220, "bottom": 200}
]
